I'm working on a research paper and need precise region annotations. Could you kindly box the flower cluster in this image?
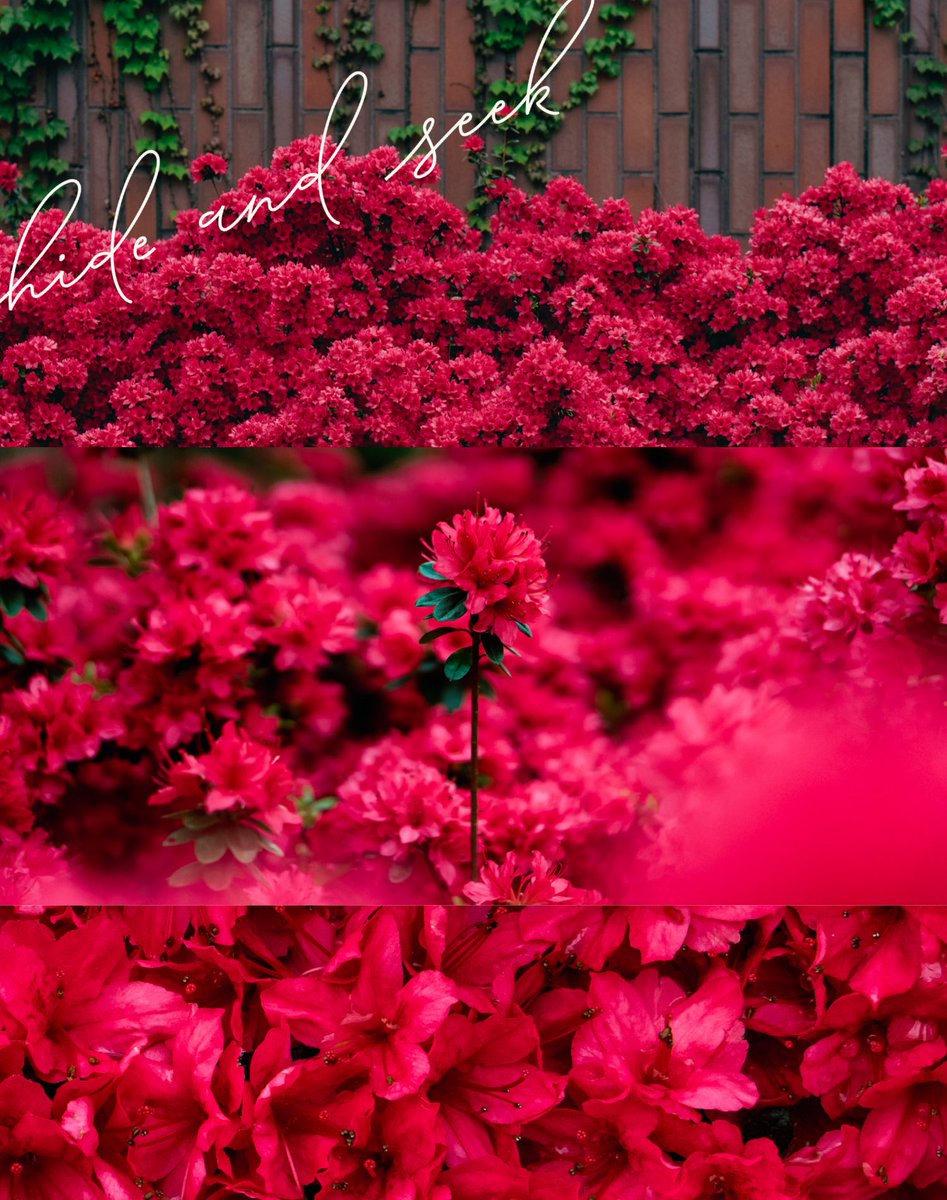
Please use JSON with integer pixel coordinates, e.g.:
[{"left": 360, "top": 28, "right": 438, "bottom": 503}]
[
  {"left": 0, "top": 447, "right": 945, "bottom": 903},
  {"left": 2, "top": 904, "right": 947, "bottom": 1197},
  {"left": 4, "top": 140, "right": 947, "bottom": 445}
]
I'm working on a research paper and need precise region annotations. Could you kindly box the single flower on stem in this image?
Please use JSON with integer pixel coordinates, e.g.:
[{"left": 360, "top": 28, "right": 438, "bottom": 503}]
[{"left": 416, "top": 504, "right": 549, "bottom": 882}]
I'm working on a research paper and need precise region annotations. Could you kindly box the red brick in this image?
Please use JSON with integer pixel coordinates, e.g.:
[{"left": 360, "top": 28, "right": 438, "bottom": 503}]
[
  {"left": 233, "top": 0, "right": 265, "bottom": 107},
  {"left": 86, "top": 114, "right": 120, "bottom": 228},
  {"left": 551, "top": 49, "right": 583, "bottom": 115},
  {"left": 587, "top": 114, "right": 620, "bottom": 200},
  {"left": 698, "top": 174, "right": 722, "bottom": 234},
  {"left": 868, "top": 23, "right": 901, "bottom": 114},
  {"left": 271, "top": 49, "right": 297, "bottom": 148},
  {"left": 411, "top": 0, "right": 441, "bottom": 49},
  {"left": 764, "top": 0, "right": 794, "bottom": 50},
  {"left": 697, "top": 56, "right": 721, "bottom": 171},
  {"left": 623, "top": 55, "right": 654, "bottom": 171},
  {"left": 552, "top": 99, "right": 585, "bottom": 174},
  {"left": 375, "top": 3, "right": 406, "bottom": 111},
  {"left": 203, "top": 0, "right": 229, "bottom": 45},
  {"left": 657, "top": 0, "right": 691, "bottom": 113},
  {"left": 272, "top": 0, "right": 295, "bottom": 46},
  {"left": 799, "top": 116, "right": 830, "bottom": 187},
  {"left": 632, "top": 5, "right": 653, "bottom": 50},
  {"left": 911, "top": 0, "right": 934, "bottom": 51},
  {"left": 869, "top": 116, "right": 901, "bottom": 179},
  {"left": 799, "top": 1, "right": 830, "bottom": 114},
  {"left": 834, "top": 0, "right": 864, "bottom": 53},
  {"left": 729, "top": 117, "right": 760, "bottom": 233},
  {"left": 658, "top": 115, "right": 690, "bottom": 206},
  {"left": 763, "top": 173, "right": 794, "bottom": 208},
  {"left": 410, "top": 50, "right": 441, "bottom": 126},
  {"left": 231, "top": 111, "right": 265, "bottom": 178},
  {"left": 623, "top": 174, "right": 654, "bottom": 215},
  {"left": 590, "top": 74, "right": 620, "bottom": 114},
  {"left": 730, "top": 0, "right": 761, "bottom": 113},
  {"left": 833, "top": 57, "right": 866, "bottom": 170},
  {"left": 763, "top": 56, "right": 795, "bottom": 172},
  {"left": 442, "top": 128, "right": 476, "bottom": 210},
  {"left": 444, "top": 1, "right": 476, "bottom": 113},
  {"left": 123, "top": 167, "right": 158, "bottom": 243},
  {"left": 697, "top": 0, "right": 722, "bottom": 48},
  {"left": 163, "top": 15, "right": 193, "bottom": 105}
]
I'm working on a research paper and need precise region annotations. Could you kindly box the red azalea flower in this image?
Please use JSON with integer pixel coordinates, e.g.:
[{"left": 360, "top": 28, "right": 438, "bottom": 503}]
[
  {"left": 0, "top": 1077, "right": 103, "bottom": 1200},
  {"left": 0, "top": 916, "right": 186, "bottom": 1081},
  {"left": 424, "top": 505, "right": 549, "bottom": 642},
  {"left": 571, "top": 966, "right": 758, "bottom": 1119},
  {"left": 426, "top": 1014, "right": 565, "bottom": 1164},
  {"left": 116, "top": 1010, "right": 237, "bottom": 1200},
  {"left": 190, "top": 152, "right": 229, "bottom": 183},
  {"left": 0, "top": 161, "right": 20, "bottom": 194},
  {"left": 263, "top": 912, "right": 458, "bottom": 1100}
]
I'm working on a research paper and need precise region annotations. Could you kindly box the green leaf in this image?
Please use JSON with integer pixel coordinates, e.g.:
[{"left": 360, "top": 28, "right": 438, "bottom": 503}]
[
  {"left": 433, "top": 594, "right": 468, "bottom": 622},
  {"left": 442, "top": 679, "right": 467, "bottom": 713},
  {"left": 444, "top": 647, "right": 474, "bottom": 681},
  {"left": 514, "top": 620, "right": 533, "bottom": 638},
  {"left": 0, "top": 581, "right": 26, "bottom": 618},
  {"left": 24, "top": 591, "right": 47, "bottom": 621},
  {"left": 418, "top": 561, "right": 448, "bottom": 581},
  {"left": 416, "top": 586, "right": 463, "bottom": 609},
  {"left": 419, "top": 627, "right": 463, "bottom": 645},
  {"left": 482, "top": 631, "right": 505, "bottom": 665}
]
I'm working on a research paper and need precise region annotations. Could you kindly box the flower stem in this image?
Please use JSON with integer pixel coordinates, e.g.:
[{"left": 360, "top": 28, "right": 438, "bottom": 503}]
[
  {"left": 469, "top": 631, "right": 481, "bottom": 882},
  {"left": 137, "top": 456, "right": 158, "bottom": 526}
]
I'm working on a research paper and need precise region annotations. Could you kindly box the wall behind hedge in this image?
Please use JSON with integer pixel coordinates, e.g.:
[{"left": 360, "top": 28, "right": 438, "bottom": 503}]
[{"left": 33, "top": 0, "right": 947, "bottom": 238}]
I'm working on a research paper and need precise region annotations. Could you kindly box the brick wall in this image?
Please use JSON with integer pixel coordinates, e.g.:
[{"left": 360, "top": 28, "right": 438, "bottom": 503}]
[{"left": 39, "top": 0, "right": 946, "bottom": 239}]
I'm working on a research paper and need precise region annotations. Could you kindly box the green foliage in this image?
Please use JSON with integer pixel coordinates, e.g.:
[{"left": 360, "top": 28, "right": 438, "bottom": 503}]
[
  {"left": 0, "top": 0, "right": 77, "bottom": 225},
  {"left": 314, "top": 0, "right": 384, "bottom": 126},
  {"left": 464, "top": 0, "right": 651, "bottom": 228},
  {"left": 868, "top": 0, "right": 908, "bottom": 28},
  {"left": 0, "top": 0, "right": 213, "bottom": 229},
  {"left": 103, "top": 0, "right": 169, "bottom": 90}
]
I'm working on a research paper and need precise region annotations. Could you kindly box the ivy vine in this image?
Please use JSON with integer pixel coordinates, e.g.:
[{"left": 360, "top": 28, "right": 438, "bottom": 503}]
[
  {"left": 868, "top": 0, "right": 947, "bottom": 179},
  {"left": 0, "top": 0, "right": 77, "bottom": 226},
  {"left": 0, "top": 0, "right": 223, "bottom": 229}
]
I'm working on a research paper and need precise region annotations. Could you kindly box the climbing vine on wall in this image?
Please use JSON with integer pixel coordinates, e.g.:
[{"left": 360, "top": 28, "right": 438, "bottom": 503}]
[
  {"left": 0, "top": 0, "right": 77, "bottom": 226},
  {"left": 869, "top": 0, "right": 947, "bottom": 179},
  {"left": 464, "top": 0, "right": 650, "bottom": 226},
  {"left": 0, "top": 0, "right": 222, "bottom": 229}
]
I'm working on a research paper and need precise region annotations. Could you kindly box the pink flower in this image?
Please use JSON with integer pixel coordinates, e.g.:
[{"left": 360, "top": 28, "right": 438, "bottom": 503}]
[
  {"left": 0, "top": 161, "right": 20, "bottom": 194},
  {"left": 190, "top": 152, "right": 229, "bottom": 183},
  {"left": 571, "top": 965, "right": 758, "bottom": 1118},
  {"left": 422, "top": 505, "right": 549, "bottom": 642},
  {"left": 263, "top": 912, "right": 457, "bottom": 1100},
  {"left": 0, "top": 915, "right": 186, "bottom": 1081},
  {"left": 463, "top": 851, "right": 601, "bottom": 905},
  {"left": 0, "top": 1077, "right": 103, "bottom": 1200},
  {"left": 463, "top": 135, "right": 487, "bottom": 155},
  {"left": 116, "top": 1010, "right": 237, "bottom": 1200}
]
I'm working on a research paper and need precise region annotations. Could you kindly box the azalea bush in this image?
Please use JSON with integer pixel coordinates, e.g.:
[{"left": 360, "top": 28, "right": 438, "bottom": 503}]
[
  {"left": 2, "top": 447, "right": 947, "bottom": 903},
  {"left": 3, "top": 903, "right": 947, "bottom": 1197},
  {"left": 4, "top": 139, "right": 947, "bottom": 446}
]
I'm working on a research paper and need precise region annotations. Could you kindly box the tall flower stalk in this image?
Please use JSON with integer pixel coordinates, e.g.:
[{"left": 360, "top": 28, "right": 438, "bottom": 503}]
[{"left": 416, "top": 505, "right": 549, "bottom": 882}]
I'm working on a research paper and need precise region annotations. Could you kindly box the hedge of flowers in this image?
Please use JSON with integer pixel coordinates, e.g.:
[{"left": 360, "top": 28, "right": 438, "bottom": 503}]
[
  {"left": 3, "top": 140, "right": 947, "bottom": 446},
  {"left": 1, "top": 447, "right": 947, "bottom": 902},
  {"left": 4, "top": 903, "right": 947, "bottom": 1197}
]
